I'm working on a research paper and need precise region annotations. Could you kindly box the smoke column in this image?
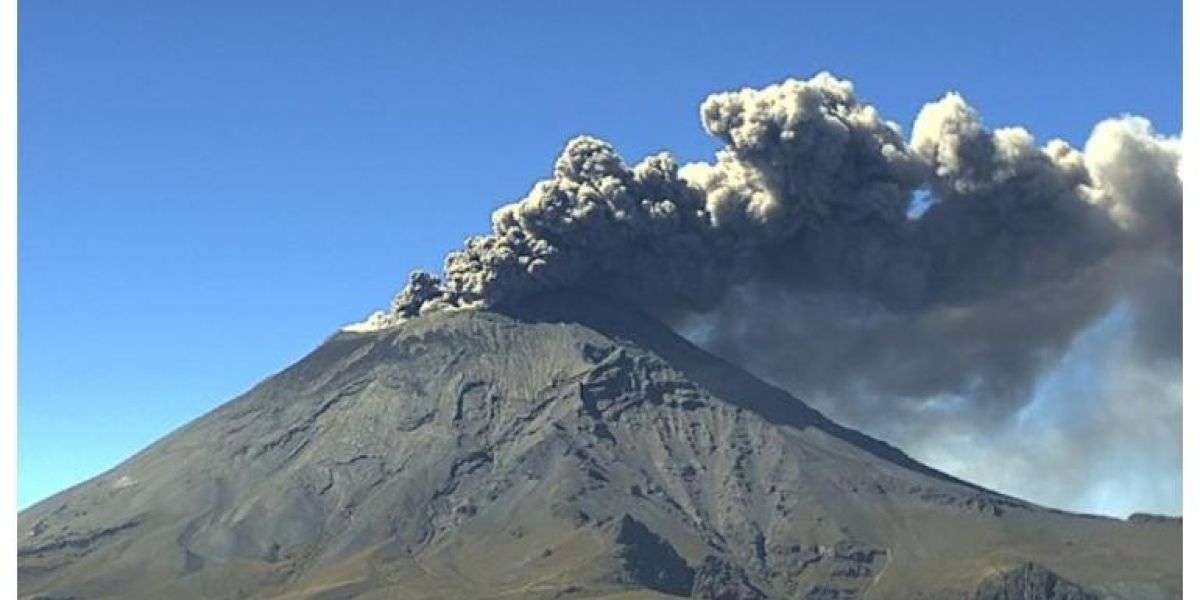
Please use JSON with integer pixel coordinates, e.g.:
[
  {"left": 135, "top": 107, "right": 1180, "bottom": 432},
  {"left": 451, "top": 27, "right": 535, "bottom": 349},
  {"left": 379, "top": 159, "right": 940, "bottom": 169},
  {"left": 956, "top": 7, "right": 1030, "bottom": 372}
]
[{"left": 352, "top": 73, "right": 1181, "bottom": 517}]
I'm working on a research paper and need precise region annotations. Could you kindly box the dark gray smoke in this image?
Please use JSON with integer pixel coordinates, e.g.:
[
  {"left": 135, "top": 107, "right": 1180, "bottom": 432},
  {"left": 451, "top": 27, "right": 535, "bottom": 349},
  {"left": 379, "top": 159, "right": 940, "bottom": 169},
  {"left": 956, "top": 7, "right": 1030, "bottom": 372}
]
[
  {"left": 353, "top": 73, "right": 1181, "bottom": 516},
  {"left": 380, "top": 74, "right": 928, "bottom": 316}
]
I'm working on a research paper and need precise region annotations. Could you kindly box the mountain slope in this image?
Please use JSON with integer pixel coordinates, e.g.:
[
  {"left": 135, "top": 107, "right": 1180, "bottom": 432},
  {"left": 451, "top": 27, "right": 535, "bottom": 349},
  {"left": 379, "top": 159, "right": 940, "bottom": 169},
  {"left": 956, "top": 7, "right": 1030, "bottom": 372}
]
[{"left": 18, "top": 296, "right": 1180, "bottom": 599}]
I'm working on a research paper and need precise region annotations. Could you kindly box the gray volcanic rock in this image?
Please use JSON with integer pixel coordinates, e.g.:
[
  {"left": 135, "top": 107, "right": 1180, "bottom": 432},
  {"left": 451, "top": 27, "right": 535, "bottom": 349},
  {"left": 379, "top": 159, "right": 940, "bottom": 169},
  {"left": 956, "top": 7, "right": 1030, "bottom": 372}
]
[
  {"left": 610, "top": 515, "right": 694, "bottom": 596},
  {"left": 1127, "top": 514, "right": 1182, "bottom": 526},
  {"left": 691, "top": 555, "right": 766, "bottom": 600},
  {"left": 18, "top": 295, "right": 1181, "bottom": 599},
  {"left": 972, "top": 563, "right": 1099, "bottom": 600}
]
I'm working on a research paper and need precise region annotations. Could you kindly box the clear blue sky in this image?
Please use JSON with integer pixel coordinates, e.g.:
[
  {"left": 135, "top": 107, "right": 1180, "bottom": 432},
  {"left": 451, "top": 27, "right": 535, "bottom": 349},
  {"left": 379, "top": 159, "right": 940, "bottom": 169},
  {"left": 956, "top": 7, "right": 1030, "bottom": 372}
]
[{"left": 18, "top": 1, "right": 1180, "bottom": 510}]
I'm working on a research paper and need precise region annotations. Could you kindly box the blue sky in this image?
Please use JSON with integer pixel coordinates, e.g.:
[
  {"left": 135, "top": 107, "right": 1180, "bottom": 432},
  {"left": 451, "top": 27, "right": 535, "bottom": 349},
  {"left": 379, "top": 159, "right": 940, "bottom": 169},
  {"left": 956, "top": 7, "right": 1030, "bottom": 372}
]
[{"left": 18, "top": 1, "right": 1180, "bottom": 510}]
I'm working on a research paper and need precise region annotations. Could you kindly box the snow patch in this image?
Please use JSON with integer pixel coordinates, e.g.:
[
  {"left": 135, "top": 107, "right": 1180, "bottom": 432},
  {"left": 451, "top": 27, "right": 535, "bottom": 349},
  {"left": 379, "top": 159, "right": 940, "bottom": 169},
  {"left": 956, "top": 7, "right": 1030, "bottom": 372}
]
[{"left": 341, "top": 311, "right": 397, "bottom": 333}]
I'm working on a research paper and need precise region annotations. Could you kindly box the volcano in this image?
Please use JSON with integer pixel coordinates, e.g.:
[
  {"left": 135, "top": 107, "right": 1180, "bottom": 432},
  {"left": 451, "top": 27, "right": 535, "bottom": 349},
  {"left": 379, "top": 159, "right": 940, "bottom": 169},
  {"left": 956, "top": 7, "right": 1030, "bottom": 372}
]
[{"left": 17, "top": 295, "right": 1180, "bottom": 599}]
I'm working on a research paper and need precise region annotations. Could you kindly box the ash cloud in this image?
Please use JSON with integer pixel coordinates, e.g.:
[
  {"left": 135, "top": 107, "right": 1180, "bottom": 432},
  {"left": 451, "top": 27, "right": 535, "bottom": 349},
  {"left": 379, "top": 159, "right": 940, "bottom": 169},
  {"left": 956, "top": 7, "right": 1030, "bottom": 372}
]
[
  {"left": 384, "top": 73, "right": 931, "bottom": 316},
  {"left": 361, "top": 72, "right": 1181, "bottom": 515}
]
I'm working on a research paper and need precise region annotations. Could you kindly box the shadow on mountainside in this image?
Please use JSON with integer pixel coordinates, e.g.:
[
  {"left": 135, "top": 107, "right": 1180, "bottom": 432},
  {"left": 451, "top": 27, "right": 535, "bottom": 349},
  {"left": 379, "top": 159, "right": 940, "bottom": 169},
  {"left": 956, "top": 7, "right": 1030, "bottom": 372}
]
[{"left": 497, "top": 290, "right": 1000, "bottom": 498}]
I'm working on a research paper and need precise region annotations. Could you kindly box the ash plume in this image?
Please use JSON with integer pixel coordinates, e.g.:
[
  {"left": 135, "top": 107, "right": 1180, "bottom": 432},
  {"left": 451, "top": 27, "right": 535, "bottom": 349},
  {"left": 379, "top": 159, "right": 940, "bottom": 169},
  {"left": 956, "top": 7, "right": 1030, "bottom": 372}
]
[
  {"left": 384, "top": 73, "right": 929, "bottom": 316},
  {"left": 362, "top": 72, "right": 1181, "bottom": 514}
]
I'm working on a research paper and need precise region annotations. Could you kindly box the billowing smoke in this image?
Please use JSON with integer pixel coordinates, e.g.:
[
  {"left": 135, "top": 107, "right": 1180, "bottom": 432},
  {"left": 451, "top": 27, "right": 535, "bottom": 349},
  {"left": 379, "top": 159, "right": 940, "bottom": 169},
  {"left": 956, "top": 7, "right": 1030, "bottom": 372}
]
[
  {"left": 357, "top": 72, "right": 1181, "bottom": 516},
  {"left": 382, "top": 73, "right": 929, "bottom": 317}
]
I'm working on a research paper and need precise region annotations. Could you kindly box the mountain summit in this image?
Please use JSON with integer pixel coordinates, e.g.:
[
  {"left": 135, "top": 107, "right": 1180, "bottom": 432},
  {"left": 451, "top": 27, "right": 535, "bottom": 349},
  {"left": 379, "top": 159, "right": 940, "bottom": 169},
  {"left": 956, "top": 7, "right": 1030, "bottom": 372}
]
[{"left": 18, "top": 295, "right": 1180, "bottom": 599}]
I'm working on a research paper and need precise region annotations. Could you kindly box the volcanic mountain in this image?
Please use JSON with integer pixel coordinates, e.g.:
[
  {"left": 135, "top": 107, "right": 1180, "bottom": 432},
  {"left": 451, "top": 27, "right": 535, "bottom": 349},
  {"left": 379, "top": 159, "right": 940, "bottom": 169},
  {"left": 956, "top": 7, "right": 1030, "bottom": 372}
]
[{"left": 18, "top": 295, "right": 1181, "bottom": 599}]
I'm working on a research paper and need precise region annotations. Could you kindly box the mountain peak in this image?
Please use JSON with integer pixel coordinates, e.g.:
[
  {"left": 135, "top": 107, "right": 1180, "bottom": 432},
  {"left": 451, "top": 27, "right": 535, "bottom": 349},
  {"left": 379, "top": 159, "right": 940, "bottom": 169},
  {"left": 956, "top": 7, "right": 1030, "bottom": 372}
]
[{"left": 19, "top": 298, "right": 1180, "bottom": 599}]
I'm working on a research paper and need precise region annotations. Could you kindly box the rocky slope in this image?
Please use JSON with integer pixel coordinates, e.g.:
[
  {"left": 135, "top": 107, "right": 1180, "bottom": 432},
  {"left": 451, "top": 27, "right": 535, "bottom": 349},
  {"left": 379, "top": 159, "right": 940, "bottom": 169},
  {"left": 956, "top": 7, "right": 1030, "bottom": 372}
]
[{"left": 18, "top": 295, "right": 1181, "bottom": 599}]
